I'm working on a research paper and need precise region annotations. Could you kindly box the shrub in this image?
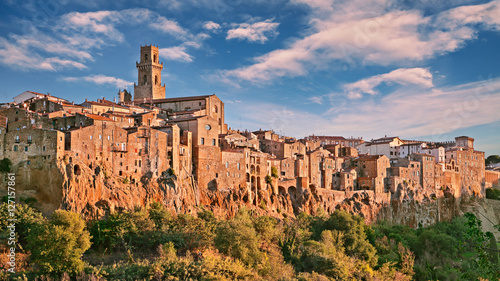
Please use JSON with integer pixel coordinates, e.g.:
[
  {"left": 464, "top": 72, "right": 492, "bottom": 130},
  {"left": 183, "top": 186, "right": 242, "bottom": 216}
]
[
  {"left": 0, "top": 158, "right": 12, "bottom": 172},
  {"left": 27, "top": 210, "right": 91, "bottom": 274},
  {"left": 271, "top": 166, "right": 279, "bottom": 178},
  {"left": 214, "top": 209, "right": 262, "bottom": 266},
  {"left": 265, "top": 175, "right": 273, "bottom": 184},
  {"left": 486, "top": 188, "right": 500, "bottom": 200}
]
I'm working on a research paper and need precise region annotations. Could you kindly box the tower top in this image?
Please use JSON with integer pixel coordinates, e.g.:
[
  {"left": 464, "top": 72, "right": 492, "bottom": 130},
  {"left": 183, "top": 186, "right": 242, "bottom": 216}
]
[{"left": 134, "top": 45, "right": 166, "bottom": 101}]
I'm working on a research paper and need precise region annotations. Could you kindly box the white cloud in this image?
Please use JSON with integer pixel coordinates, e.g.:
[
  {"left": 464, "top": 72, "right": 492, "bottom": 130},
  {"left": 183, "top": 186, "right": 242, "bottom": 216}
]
[
  {"left": 344, "top": 68, "right": 434, "bottom": 99},
  {"left": 63, "top": 75, "right": 133, "bottom": 89},
  {"left": 159, "top": 46, "right": 193, "bottom": 62},
  {"left": 220, "top": 0, "right": 500, "bottom": 84},
  {"left": 308, "top": 96, "right": 323, "bottom": 104},
  {"left": 0, "top": 38, "right": 87, "bottom": 71},
  {"left": 0, "top": 8, "right": 208, "bottom": 71},
  {"left": 230, "top": 77, "right": 500, "bottom": 140},
  {"left": 203, "top": 21, "right": 221, "bottom": 31},
  {"left": 226, "top": 19, "right": 279, "bottom": 43}
]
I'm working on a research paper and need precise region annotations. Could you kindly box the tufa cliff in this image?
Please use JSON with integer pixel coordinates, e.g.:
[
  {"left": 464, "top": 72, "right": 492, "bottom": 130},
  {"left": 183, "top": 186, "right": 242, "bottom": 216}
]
[{"left": 1, "top": 156, "right": 489, "bottom": 229}]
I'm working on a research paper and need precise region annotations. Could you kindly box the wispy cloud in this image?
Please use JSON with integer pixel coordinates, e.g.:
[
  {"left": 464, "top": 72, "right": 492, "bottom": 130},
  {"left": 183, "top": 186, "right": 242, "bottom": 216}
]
[
  {"left": 220, "top": 0, "right": 500, "bottom": 84},
  {"left": 230, "top": 77, "right": 500, "bottom": 140},
  {"left": 308, "top": 96, "right": 323, "bottom": 104},
  {"left": 0, "top": 8, "right": 208, "bottom": 71},
  {"left": 344, "top": 68, "right": 434, "bottom": 99},
  {"left": 159, "top": 46, "right": 193, "bottom": 62},
  {"left": 63, "top": 75, "right": 133, "bottom": 89},
  {"left": 226, "top": 19, "right": 279, "bottom": 43},
  {"left": 0, "top": 38, "right": 87, "bottom": 71}
]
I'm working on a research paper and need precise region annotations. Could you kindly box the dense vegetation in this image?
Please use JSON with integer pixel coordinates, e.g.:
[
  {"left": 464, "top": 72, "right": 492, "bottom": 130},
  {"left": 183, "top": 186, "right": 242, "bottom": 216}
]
[
  {"left": 486, "top": 155, "right": 500, "bottom": 166},
  {"left": 1, "top": 202, "right": 499, "bottom": 280}
]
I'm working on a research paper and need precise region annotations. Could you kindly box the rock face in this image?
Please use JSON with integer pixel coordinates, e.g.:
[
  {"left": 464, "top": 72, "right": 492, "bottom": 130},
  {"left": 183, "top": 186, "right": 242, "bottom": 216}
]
[{"left": 0, "top": 157, "right": 488, "bottom": 228}]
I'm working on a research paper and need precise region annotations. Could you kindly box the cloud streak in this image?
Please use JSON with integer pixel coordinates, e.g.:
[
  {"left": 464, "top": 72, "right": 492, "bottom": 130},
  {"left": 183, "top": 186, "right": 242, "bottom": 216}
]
[
  {"left": 0, "top": 8, "right": 208, "bottom": 71},
  {"left": 226, "top": 19, "right": 279, "bottom": 43},
  {"left": 230, "top": 77, "right": 500, "bottom": 140},
  {"left": 63, "top": 75, "right": 133, "bottom": 89},
  {"left": 344, "top": 68, "right": 434, "bottom": 99},
  {"left": 220, "top": 0, "right": 500, "bottom": 84}
]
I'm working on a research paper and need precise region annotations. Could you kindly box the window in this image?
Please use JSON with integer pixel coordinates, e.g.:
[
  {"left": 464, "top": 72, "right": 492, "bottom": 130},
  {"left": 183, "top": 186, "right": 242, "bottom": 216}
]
[
  {"left": 226, "top": 162, "right": 229, "bottom": 168},
  {"left": 25, "top": 146, "right": 28, "bottom": 152},
  {"left": 99, "top": 135, "right": 102, "bottom": 140},
  {"left": 200, "top": 137, "right": 205, "bottom": 145},
  {"left": 108, "top": 136, "right": 110, "bottom": 140},
  {"left": 27, "top": 160, "right": 31, "bottom": 165},
  {"left": 28, "top": 135, "right": 32, "bottom": 143},
  {"left": 212, "top": 139, "right": 216, "bottom": 146},
  {"left": 144, "top": 54, "right": 148, "bottom": 61},
  {"left": 15, "top": 135, "right": 19, "bottom": 142},
  {"left": 90, "top": 135, "right": 93, "bottom": 140},
  {"left": 155, "top": 75, "right": 158, "bottom": 85},
  {"left": 153, "top": 54, "right": 157, "bottom": 62},
  {"left": 237, "top": 163, "right": 240, "bottom": 170},
  {"left": 143, "top": 75, "right": 147, "bottom": 84},
  {"left": 14, "top": 145, "right": 18, "bottom": 151}
]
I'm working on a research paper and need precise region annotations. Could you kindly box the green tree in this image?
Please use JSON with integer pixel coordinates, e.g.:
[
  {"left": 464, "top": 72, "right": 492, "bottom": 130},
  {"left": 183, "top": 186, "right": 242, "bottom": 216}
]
[
  {"left": 486, "top": 155, "right": 500, "bottom": 165},
  {"left": 0, "top": 203, "right": 44, "bottom": 247},
  {"left": 27, "top": 210, "right": 91, "bottom": 274},
  {"left": 214, "top": 209, "right": 262, "bottom": 266},
  {"left": 271, "top": 166, "right": 279, "bottom": 178},
  {"left": 0, "top": 158, "right": 12, "bottom": 172},
  {"left": 320, "top": 210, "right": 378, "bottom": 267},
  {"left": 462, "top": 212, "right": 500, "bottom": 280}
]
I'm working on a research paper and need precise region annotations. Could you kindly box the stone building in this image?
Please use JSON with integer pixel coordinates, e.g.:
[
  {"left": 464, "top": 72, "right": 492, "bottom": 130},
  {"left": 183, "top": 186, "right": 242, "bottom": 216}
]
[
  {"left": 353, "top": 155, "right": 390, "bottom": 192},
  {"left": 306, "top": 135, "right": 364, "bottom": 147},
  {"left": 4, "top": 127, "right": 65, "bottom": 166},
  {"left": 133, "top": 45, "right": 166, "bottom": 101},
  {"left": 410, "top": 154, "right": 436, "bottom": 189},
  {"left": 152, "top": 95, "right": 227, "bottom": 134}
]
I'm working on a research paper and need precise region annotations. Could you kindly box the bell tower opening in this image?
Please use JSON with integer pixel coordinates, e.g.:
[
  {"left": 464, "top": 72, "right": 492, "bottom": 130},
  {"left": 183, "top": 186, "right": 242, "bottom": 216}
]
[{"left": 133, "top": 45, "right": 166, "bottom": 101}]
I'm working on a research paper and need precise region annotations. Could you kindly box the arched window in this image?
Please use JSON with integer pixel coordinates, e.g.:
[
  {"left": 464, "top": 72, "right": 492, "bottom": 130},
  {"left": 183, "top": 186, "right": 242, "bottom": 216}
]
[
  {"left": 153, "top": 54, "right": 157, "bottom": 62},
  {"left": 213, "top": 105, "right": 218, "bottom": 113},
  {"left": 143, "top": 75, "right": 147, "bottom": 84},
  {"left": 155, "top": 75, "right": 158, "bottom": 85},
  {"left": 144, "top": 54, "right": 148, "bottom": 61}
]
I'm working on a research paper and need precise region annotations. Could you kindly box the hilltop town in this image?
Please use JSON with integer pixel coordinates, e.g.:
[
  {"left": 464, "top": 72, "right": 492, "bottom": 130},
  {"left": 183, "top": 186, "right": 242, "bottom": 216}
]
[{"left": 1, "top": 45, "right": 499, "bottom": 224}]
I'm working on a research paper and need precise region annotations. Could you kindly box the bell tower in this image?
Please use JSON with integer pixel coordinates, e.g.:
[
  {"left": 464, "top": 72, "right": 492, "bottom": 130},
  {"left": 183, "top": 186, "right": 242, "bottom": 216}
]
[{"left": 134, "top": 45, "right": 166, "bottom": 101}]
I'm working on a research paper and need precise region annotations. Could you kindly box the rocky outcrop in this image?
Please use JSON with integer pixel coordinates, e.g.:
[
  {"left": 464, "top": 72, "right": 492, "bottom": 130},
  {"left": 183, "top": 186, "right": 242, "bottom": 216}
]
[{"left": 0, "top": 157, "right": 488, "bottom": 228}]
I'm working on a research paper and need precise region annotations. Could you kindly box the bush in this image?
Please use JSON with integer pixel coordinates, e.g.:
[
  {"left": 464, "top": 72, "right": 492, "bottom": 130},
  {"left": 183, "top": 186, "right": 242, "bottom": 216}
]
[
  {"left": 0, "top": 203, "right": 44, "bottom": 247},
  {"left": 271, "top": 166, "right": 279, "bottom": 178},
  {"left": 320, "top": 210, "right": 378, "bottom": 267},
  {"left": 265, "top": 175, "right": 273, "bottom": 184},
  {"left": 0, "top": 158, "right": 12, "bottom": 172},
  {"left": 486, "top": 188, "right": 500, "bottom": 200},
  {"left": 214, "top": 209, "right": 262, "bottom": 266},
  {"left": 27, "top": 210, "right": 91, "bottom": 274}
]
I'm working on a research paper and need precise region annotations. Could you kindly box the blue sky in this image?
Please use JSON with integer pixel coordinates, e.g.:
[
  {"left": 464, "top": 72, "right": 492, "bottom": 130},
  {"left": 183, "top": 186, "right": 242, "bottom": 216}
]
[{"left": 0, "top": 0, "right": 499, "bottom": 156}]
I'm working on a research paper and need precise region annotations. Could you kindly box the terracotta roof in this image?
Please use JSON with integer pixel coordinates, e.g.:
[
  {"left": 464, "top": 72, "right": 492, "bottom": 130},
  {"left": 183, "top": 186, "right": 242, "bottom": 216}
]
[
  {"left": 98, "top": 99, "right": 129, "bottom": 109},
  {"left": 77, "top": 112, "right": 113, "bottom": 121},
  {"left": 354, "top": 155, "right": 384, "bottom": 161},
  {"left": 151, "top": 94, "right": 212, "bottom": 104}
]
